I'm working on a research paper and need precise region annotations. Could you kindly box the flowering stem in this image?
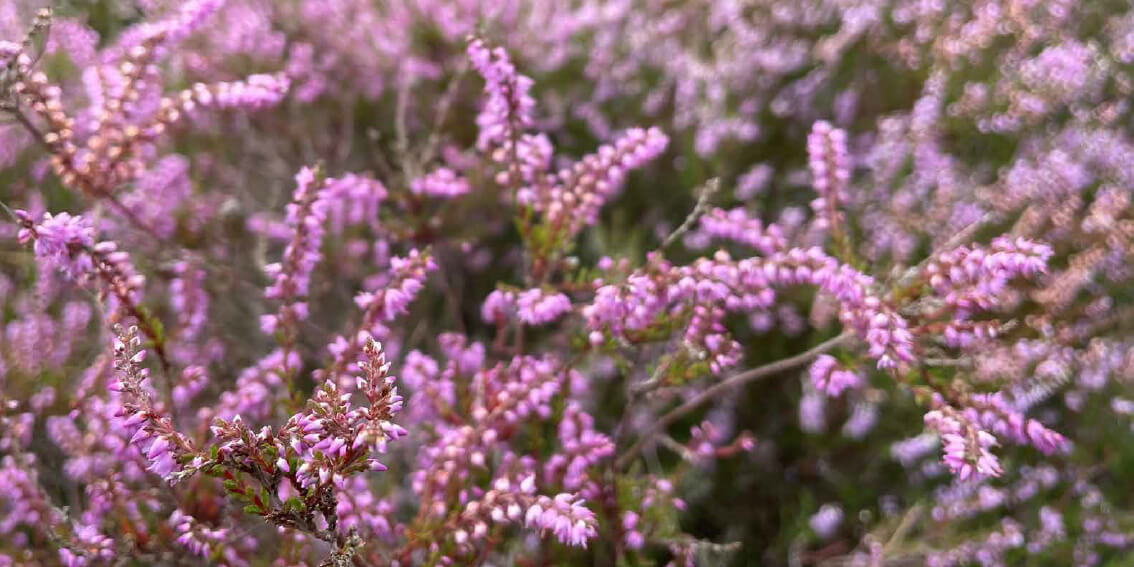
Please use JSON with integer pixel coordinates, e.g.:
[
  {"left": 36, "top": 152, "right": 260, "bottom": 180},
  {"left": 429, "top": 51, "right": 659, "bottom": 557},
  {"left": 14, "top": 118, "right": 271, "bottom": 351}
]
[
  {"left": 4, "top": 107, "right": 165, "bottom": 241},
  {"left": 615, "top": 332, "right": 853, "bottom": 470}
]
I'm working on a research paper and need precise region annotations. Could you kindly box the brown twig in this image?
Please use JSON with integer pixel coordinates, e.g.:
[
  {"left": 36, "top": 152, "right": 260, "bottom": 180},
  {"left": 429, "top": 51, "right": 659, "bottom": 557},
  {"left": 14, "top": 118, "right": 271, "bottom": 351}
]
[{"left": 616, "top": 332, "right": 853, "bottom": 469}]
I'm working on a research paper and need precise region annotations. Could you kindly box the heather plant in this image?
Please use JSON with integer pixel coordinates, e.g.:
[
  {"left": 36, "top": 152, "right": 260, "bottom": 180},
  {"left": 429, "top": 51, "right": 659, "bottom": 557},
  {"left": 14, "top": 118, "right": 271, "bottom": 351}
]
[{"left": 0, "top": 1, "right": 1131, "bottom": 566}]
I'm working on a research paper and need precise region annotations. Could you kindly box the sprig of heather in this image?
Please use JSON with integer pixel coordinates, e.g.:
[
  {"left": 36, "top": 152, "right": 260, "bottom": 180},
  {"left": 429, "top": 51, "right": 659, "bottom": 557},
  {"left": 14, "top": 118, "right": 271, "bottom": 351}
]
[
  {"left": 210, "top": 348, "right": 298, "bottom": 422},
  {"left": 201, "top": 338, "right": 402, "bottom": 562},
  {"left": 322, "top": 249, "right": 436, "bottom": 387},
  {"left": 111, "top": 325, "right": 201, "bottom": 480},
  {"left": 412, "top": 356, "right": 570, "bottom": 503},
  {"left": 963, "top": 392, "right": 1069, "bottom": 455},
  {"left": 544, "top": 404, "right": 615, "bottom": 491},
  {"left": 467, "top": 37, "right": 535, "bottom": 153},
  {"left": 585, "top": 248, "right": 914, "bottom": 372},
  {"left": 807, "top": 121, "right": 851, "bottom": 242},
  {"left": 528, "top": 126, "right": 669, "bottom": 243},
  {"left": 4, "top": 8, "right": 287, "bottom": 218},
  {"left": 481, "top": 287, "right": 572, "bottom": 327},
  {"left": 279, "top": 338, "right": 405, "bottom": 490},
  {"left": 924, "top": 395, "right": 1004, "bottom": 481},
  {"left": 262, "top": 166, "right": 327, "bottom": 340},
  {"left": 169, "top": 259, "right": 207, "bottom": 343},
  {"left": 15, "top": 210, "right": 171, "bottom": 372},
  {"left": 467, "top": 36, "right": 548, "bottom": 193},
  {"left": 447, "top": 472, "right": 598, "bottom": 553},
  {"left": 407, "top": 355, "right": 600, "bottom": 552},
  {"left": 693, "top": 207, "right": 787, "bottom": 255},
  {"left": 169, "top": 509, "right": 234, "bottom": 562},
  {"left": 411, "top": 167, "right": 470, "bottom": 199},
  {"left": 807, "top": 354, "right": 862, "bottom": 397},
  {"left": 923, "top": 236, "right": 1053, "bottom": 312}
]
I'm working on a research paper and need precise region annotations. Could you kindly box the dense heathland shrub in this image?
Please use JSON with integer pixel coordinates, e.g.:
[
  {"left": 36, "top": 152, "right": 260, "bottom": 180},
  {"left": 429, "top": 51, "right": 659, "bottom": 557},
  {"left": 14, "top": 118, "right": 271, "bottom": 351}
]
[{"left": 0, "top": 1, "right": 1131, "bottom": 565}]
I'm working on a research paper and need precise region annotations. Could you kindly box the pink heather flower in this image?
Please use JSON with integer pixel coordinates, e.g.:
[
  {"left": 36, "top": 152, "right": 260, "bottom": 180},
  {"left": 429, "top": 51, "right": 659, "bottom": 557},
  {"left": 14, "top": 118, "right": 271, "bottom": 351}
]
[
  {"left": 736, "top": 163, "right": 773, "bottom": 200},
  {"left": 274, "top": 338, "right": 404, "bottom": 490},
  {"left": 15, "top": 211, "right": 145, "bottom": 313},
  {"left": 545, "top": 404, "right": 614, "bottom": 490},
  {"left": 411, "top": 167, "right": 471, "bottom": 198},
  {"left": 123, "top": 155, "right": 190, "bottom": 239},
  {"left": 800, "top": 392, "right": 827, "bottom": 433},
  {"left": 516, "top": 288, "right": 572, "bottom": 326},
  {"left": 584, "top": 248, "right": 913, "bottom": 371},
  {"left": 842, "top": 402, "right": 879, "bottom": 440},
  {"left": 924, "top": 237, "right": 1053, "bottom": 311},
  {"left": 170, "top": 509, "right": 228, "bottom": 559},
  {"left": 58, "top": 522, "right": 114, "bottom": 567},
  {"left": 524, "top": 493, "right": 598, "bottom": 548},
  {"left": 169, "top": 260, "right": 208, "bottom": 343},
  {"left": 809, "top": 504, "right": 843, "bottom": 539},
  {"left": 808, "top": 354, "right": 862, "bottom": 397},
  {"left": 135, "top": 0, "right": 226, "bottom": 45},
  {"left": 467, "top": 37, "right": 535, "bottom": 152},
  {"left": 16, "top": 211, "right": 95, "bottom": 279},
  {"left": 622, "top": 511, "right": 644, "bottom": 550},
  {"left": 200, "top": 73, "right": 290, "bottom": 111},
  {"left": 807, "top": 120, "right": 850, "bottom": 231},
  {"left": 536, "top": 127, "right": 669, "bottom": 239},
  {"left": 171, "top": 366, "right": 208, "bottom": 410},
  {"left": 695, "top": 207, "right": 786, "bottom": 255},
  {"left": 354, "top": 250, "right": 435, "bottom": 323},
  {"left": 210, "top": 348, "right": 298, "bottom": 421},
  {"left": 262, "top": 166, "right": 328, "bottom": 336},
  {"left": 925, "top": 407, "right": 1003, "bottom": 481},
  {"left": 336, "top": 475, "right": 394, "bottom": 540},
  {"left": 321, "top": 173, "right": 388, "bottom": 234},
  {"left": 112, "top": 325, "right": 198, "bottom": 481},
  {"left": 964, "top": 393, "right": 1069, "bottom": 455},
  {"left": 482, "top": 289, "right": 518, "bottom": 323}
]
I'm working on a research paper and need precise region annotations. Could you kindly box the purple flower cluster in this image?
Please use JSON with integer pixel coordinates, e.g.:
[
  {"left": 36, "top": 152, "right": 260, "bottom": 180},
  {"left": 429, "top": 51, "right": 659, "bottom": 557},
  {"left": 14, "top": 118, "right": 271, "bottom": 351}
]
[
  {"left": 545, "top": 404, "right": 615, "bottom": 490},
  {"left": 411, "top": 167, "right": 471, "bottom": 199},
  {"left": 524, "top": 492, "right": 599, "bottom": 548},
  {"left": 170, "top": 509, "right": 231, "bottom": 560},
  {"left": 16, "top": 210, "right": 146, "bottom": 318},
  {"left": 808, "top": 354, "right": 862, "bottom": 397},
  {"left": 694, "top": 207, "right": 787, "bottom": 255},
  {"left": 353, "top": 250, "right": 435, "bottom": 325},
  {"left": 807, "top": 121, "right": 850, "bottom": 233},
  {"left": 586, "top": 247, "right": 914, "bottom": 371},
  {"left": 809, "top": 503, "right": 843, "bottom": 539},
  {"left": 925, "top": 402, "right": 1003, "bottom": 481},
  {"left": 925, "top": 237, "right": 1053, "bottom": 311},
  {"left": 965, "top": 393, "right": 1069, "bottom": 455},
  {"left": 275, "top": 338, "right": 405, "bottom": 489},
  {"left": 16, "top": 211, "right": 95, "bottom": 279},
  {"left": 482, "top": 287, "right": 572, "bottom": 326},
  {"left": 111, "top": 325, "right": 199, "bottom": 480},
  {"left": 467, "top": 37, "right": 536, "bottom": 152},
  {"left": 531, "top": 127, "right": 669, "bottom": 239},
  {"left": 262, "top": 166, "right": 328, "bottom": 336}
]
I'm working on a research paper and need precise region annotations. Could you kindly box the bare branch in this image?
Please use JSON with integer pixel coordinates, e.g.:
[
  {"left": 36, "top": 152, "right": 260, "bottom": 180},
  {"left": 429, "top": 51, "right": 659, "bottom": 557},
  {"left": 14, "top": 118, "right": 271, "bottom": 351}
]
[{"left": 616, "top": 331, "right": 853, "bottom": 469}]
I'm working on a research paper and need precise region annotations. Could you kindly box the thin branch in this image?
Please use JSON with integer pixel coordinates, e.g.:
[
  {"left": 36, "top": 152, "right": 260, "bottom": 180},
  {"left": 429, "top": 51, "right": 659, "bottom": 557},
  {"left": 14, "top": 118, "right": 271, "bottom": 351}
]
[
  {"left": 616, "top": 331, "right": 853, "bottom": 470},
  {"left": 660, "top": 177, "right": 719, "bottom": 251},
  {"left": 882, "top": 503, "right": 923, "bottom": 556},
  {"left": 419, "top": 59, "right": 470, "bottom": 167},
  {"left": 921, "top": 357, "right": 973, "bottom": 368}
]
